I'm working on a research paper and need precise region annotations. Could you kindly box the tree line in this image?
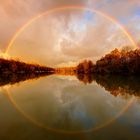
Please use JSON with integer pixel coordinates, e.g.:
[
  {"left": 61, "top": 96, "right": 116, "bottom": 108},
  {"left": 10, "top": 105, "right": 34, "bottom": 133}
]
[
  {"left": 0, "top": 58, "right": 54, "bottom": 74},
  {"left": 77, "top": 48, "right": 140, "bottom": 75}
]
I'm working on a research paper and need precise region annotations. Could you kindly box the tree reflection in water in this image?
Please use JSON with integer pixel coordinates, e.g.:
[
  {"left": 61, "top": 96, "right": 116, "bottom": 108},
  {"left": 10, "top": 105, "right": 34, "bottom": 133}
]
[
  {"left": 0, "top": 72, "right": 53, "bottom": 86},
  {"left": 0, "top": 72, "right": 140, "bottom": 98},
  {"left": 76, "top": 73, "right": 140, "bottom": 97}
]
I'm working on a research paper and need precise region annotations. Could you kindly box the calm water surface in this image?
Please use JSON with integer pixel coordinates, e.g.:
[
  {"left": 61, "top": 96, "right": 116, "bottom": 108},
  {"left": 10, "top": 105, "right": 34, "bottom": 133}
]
[{"left": 0, "top": 75, "right": 140, "bottom": 140}]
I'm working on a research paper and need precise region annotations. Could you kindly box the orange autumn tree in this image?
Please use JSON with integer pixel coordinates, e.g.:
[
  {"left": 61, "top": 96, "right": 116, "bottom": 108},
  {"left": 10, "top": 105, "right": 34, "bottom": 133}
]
[{"left": 77, "top": 48, "right": 140, "bottom": 75}]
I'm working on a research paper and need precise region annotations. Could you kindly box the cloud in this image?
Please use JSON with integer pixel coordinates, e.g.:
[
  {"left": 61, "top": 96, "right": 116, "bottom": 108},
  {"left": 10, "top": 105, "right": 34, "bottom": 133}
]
[
  {"left": 86, "top": 0, "right": 140, "bottom": 43},
  {"left": 59, "top": 13, "right": 133, "bottom": 61},
  {"left": 7, "top": 10, "right": 133, "bottom": 67},
  {"left": 87, "top": 0, "right": 140, "bottom": 18},
  {"left": 0, "top": 0, "right": 87, "bottom": 50},
  {"left": 0, "top": 0, "right": 139, "bottom": 66}
]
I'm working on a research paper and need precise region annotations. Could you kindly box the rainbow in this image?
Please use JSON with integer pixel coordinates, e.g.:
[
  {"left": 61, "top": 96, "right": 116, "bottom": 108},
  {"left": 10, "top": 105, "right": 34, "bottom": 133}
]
[
  {"left": 4, "top": 5, "right": 137, "bottom": 134},
  {"left": 5, "top": 5, "right": 138, "bottom": 54},
  {"left": 5, "top": 84, "right": 136, "bottom": 134}
]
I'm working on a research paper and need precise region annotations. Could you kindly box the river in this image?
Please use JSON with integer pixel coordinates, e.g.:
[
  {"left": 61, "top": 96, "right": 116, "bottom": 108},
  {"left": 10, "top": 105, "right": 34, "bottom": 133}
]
[{"left": 0, "top": 74, "right": 140, "bottom": 140}]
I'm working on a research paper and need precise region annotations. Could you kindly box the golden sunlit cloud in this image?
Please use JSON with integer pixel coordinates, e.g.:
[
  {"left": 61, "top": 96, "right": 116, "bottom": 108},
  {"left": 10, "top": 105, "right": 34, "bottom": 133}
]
[
  {"left": 5, "top": 6, "right": 137, "bottom": 67},
  {"left": 0, "top": 52, "right": 10, "bottom": 59}
]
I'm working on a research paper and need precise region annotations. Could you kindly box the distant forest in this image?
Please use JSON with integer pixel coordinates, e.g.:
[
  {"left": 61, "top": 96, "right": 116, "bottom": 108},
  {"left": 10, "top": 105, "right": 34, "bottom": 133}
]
[
  {"left": 0, "top": 58, "right": 54, "bottom": 74},
  {"left": 0, "top": 48, "right": 140, "bottom": 76},
  {"left": 77, "top": 48, "right": 140, "bottom": 75}
]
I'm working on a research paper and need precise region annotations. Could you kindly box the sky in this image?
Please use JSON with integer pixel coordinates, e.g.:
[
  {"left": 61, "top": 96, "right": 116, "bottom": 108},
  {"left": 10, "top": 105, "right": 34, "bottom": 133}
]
[{"left": 0, "top": 0, "right": 140, "bottom": 67}]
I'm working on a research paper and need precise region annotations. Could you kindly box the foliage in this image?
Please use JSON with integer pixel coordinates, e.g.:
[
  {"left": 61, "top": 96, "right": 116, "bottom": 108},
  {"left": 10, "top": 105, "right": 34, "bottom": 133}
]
[
  {"left": 0, "top": 58, "right": 54, "bottom": 74},
  {"left": 77, "top": 48, "right": 140, "bottom": 75}
]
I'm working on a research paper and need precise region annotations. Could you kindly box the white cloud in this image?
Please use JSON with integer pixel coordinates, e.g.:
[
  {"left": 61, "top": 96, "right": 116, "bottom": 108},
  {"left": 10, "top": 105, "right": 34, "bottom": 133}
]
[{"left": 0, "top": 0, "right": 139, "bottom": 66}]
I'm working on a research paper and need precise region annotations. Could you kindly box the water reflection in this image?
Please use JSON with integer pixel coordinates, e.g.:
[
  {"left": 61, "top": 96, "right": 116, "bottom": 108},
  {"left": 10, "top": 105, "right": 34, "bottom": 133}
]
[
  {"left": 76, "top": 74, "right": 140, "bottom": 97},
  {"left": 0, "top": 73, "right": 140, "bottom": 139},
  {"left": 0, "top": 72, "right": 53, "bottom": 86},
  {"left": 0, "top": 73, "right": 140, "bottom": 98}
]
